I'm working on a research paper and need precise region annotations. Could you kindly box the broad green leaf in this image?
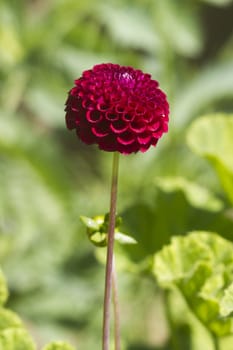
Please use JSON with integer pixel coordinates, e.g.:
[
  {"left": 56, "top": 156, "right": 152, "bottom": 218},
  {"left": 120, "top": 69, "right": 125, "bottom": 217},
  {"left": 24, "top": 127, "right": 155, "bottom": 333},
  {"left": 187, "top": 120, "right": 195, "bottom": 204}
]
[
  {"left": 220, "top": 282, "right": 233, "bottom": 317},
  {"left": 0, "top": 308, "right": 22, "bottom": 331},
  {"left": 43, "top": 341, "right": 75, "bottom": 350},
  {"left": 121, "top": 172, "right": 233, "bottom": 267},
  {"left": 0, "top": 328, "right": 36, "bottom": 350},
  {"left": 0, "top": 269, "right": 8, "bottom": 306},
  {"left": 156, "top": 176, "right": 223, "bottom": 212},
  {"left": 187, "top": 114, "right": 233, "bottom": 203},
  {"left": 154, "top": 232, "right": 233, "bottom": 336}
]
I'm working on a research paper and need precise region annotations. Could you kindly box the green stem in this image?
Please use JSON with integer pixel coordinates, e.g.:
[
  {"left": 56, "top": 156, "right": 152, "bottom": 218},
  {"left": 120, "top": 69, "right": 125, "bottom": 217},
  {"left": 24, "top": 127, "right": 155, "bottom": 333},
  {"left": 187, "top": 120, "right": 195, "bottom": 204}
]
[
  {"left": 102, "top": 152, "right": 120, "bottom": 350},
  {"left": 164, "top": 290, "right": 180, "bottom": 350},
  {"left": 112, "top": 257, "right": 121, "bottom": 350},
  {"left": 212, "top": 334, "right": 220, "bottom": 350}
]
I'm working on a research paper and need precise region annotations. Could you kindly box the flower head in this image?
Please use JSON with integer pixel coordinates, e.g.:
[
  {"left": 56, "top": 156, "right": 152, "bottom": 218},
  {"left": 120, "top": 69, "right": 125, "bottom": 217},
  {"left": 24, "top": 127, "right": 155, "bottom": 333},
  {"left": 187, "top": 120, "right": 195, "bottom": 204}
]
[{"left": 65, "top": 63, "right": 169, "bottom": 154}]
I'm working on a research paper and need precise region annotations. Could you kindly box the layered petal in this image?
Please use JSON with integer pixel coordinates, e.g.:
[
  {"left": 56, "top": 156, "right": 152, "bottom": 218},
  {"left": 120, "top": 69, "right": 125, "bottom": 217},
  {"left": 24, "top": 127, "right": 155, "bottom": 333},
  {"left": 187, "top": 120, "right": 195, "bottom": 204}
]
[{"left": 65, "top": 63, "right": 169, "bottom": 154}]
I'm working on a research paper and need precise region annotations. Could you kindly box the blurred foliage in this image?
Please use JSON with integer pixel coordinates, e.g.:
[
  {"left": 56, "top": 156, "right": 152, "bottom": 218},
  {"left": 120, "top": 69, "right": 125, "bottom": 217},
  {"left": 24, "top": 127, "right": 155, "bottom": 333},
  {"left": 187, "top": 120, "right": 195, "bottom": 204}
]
[
  {"left": 0, "top": 0, "right": 233, "bottom": 349},
  {"left": 0, "top": 267, "right": 74, "bottom": 350}
]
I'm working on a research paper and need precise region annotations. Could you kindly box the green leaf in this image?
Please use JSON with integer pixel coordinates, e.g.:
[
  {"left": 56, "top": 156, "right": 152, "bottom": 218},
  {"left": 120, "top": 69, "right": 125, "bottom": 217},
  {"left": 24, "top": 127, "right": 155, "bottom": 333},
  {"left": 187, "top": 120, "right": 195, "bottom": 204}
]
[
  {"left": 0, "top": 308, "right": 22, "bottom": 331},
  {"left": 0, "top": 328, "right": 36, "bottom": 350},
  {"left": 115, "top": 232, "right": 137, "bottom": 245},
  {"left": 0, "top": 269, "right": 8, "bottom": 307},
  {"left": 156, "top": 176, "right": 223, "bottom": 212},
  {"left": 43, "top": 341, "right": 75, "bottom": 350},
  {"left": 154, "top": 231, "right": 233, "bottom": 336},
  {"left": 187, "top": 113, "right": 233, "bottom": 203},
  {"left": 220, "top": 282, "right": 233, "bottom": 317},
  {"left": 80, "top": 216, "right": 101, "bottom": 231},
  {"left": 121, "top": 189, "right": 233, "bottom": 269}
]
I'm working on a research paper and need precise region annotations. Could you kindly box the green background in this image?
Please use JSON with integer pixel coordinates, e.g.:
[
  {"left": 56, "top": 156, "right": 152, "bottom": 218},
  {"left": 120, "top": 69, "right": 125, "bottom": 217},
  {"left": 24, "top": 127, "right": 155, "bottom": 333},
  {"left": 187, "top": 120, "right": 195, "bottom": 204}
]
[{"left": 0, "top": 0, "right": 233, "bottom": 349}]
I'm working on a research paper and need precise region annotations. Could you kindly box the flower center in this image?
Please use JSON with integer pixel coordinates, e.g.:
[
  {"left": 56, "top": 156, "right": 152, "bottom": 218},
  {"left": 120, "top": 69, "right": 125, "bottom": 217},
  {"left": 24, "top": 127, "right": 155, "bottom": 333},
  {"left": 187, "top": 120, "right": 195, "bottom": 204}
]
[{"left": 117, "top": 71, "right": 135, "bottom": 88}]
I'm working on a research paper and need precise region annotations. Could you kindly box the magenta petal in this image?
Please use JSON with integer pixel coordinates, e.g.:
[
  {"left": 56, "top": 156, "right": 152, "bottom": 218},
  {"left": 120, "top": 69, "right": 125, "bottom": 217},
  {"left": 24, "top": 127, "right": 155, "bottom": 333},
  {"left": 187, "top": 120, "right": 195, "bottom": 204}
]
[
  {"left": 139, "top": 143, "right": 151, "bottom": 152},
  {"left": 105, "top": 112, "right": 119, "bottom": 121},
  {"left": 65, "top": 109, "right": 80, "bottom": 130},
  {"left": 77, "top": 127, "right": 97, "bottom": 144},
  {"left": 117, "top": 132, "right": 135, "bottom": 145},
  {"left": 117, "top": 142, "right": 138, "bottom": 154},
  {"left": 129, "top": 121, "right": 147, "bottom": 133},
  {"left": 115, "top": 104, "right": 125, "bottom": 113},
  {"left": 137, "top": 133, "right": 152, "bottom": 145},
  {"left": 86, "top": 110, "right": 102, "bottom": 123},
  {"left": 91, "top": 124, "right": 109, "bottom": 137},
  {"left": 110, "top": 120, "right": 129, "bottom": 134},
  {"left": 147, "top": 121, "right": 160, "bottom": 131},
  {"left": 82, "top": 99, "right": 95, "bottom": 110}
]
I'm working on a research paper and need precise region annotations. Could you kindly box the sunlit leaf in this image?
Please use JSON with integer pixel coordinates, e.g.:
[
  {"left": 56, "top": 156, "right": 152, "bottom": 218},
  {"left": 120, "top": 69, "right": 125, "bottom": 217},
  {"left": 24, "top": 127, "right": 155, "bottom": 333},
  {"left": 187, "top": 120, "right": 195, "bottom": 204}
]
[
  {"left": 187, "top": 114, "right": 233, "bottom": 203},
  {"left": 0, "top": 308, "right": 22, "bottom": 331},
  {"left": 0, "top": 328, "right": 36, "bottom": 350},
  {"left": 154, "top": 231, "right": 233, "bottom": 336},
  {"left": 115, "top": 232, "right": 137, "bottom": 245},
  {"left": 156, "top": 176, "right": 223, "bottom": 212},
  {"left": 220, "top": 282, "right": 233, "bottom": 317},
  {"left": 80, "top": 216, "right": 101, "bottom": 231}
]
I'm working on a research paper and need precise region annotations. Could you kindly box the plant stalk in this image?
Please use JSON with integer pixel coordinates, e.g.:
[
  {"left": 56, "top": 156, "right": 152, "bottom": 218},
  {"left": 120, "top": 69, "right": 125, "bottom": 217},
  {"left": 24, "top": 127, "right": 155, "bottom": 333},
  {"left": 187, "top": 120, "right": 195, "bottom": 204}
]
[
  {"left": 112, "top": 257, "right": 121, "bottom": 350},
  {"left": 212, "top": 334, "right": 220, "bottom": 350},
  {"left": 102, "top": 152, "right": 120, "bottom": 350}
]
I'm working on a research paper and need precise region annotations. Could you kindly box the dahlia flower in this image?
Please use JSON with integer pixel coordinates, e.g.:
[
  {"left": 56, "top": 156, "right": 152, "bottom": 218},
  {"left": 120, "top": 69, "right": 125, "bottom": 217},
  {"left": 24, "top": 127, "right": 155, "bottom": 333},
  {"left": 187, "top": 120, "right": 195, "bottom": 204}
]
[{"left": 65, "top": 63, "right": 169, "bottom": 154}]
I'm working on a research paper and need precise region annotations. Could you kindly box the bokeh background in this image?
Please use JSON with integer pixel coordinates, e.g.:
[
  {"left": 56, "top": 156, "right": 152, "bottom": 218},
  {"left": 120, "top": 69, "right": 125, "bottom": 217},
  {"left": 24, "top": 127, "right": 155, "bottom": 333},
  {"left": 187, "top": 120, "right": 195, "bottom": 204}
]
[{"left": 1, "top": 0, "right": 233, "bottom": 349}]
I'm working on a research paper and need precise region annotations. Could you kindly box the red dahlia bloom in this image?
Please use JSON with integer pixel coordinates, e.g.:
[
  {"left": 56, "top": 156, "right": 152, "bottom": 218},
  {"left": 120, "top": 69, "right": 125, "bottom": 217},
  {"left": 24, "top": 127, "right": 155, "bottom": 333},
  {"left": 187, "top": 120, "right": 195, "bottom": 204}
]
[{"left": 65, "top": 63, "right": 169, "bottom": 154}]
